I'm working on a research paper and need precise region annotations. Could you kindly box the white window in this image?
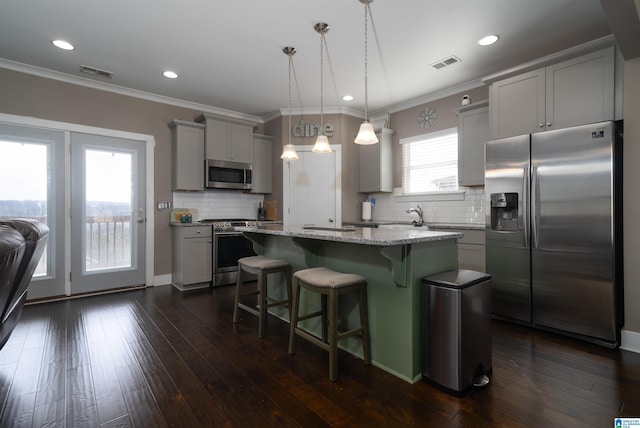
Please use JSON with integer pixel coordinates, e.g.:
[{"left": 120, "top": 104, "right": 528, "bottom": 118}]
[{"left": 401, "top": 128, "right": 458, "bottom": 194}]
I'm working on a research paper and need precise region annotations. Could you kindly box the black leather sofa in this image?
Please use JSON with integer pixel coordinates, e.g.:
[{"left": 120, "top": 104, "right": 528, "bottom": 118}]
[{"left": 0, "top": 219, "right": 49, "bottom": 349}]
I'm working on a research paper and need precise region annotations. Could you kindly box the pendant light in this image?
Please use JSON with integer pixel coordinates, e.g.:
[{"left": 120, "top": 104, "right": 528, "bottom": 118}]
[
  {"left": 280, "top": 46, "right": 299, "bottom": 160},
  {"left": 312, "top": 22, "right": 332, "bottom": 154},
  {"left": 354, "top": 0, "right": 379, "bottom": 145}
]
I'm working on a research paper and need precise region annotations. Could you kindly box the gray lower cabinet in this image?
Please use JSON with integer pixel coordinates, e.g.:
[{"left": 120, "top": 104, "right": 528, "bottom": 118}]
[
  {"left": 487, "top": 46, "right": 615, "bottom": 139},
  {"left": 250, "top": 133, "right": 273, "bottom": 194},
  {"left": 172, "top": 225, "right": 212, "bottom": 290},
  {"left": 431, "top": 228, "right": 486, "bottom": 272},
  {"left": 196, "top": 113, "right": 255, "bottom": 164},
  {"left": 358, "top": 128, "right": 394, "bottom": 193},
  {"left": 457, "top": 229, "right": 486, "bottom": 272},
  {"left": 169, "top": 120, "right": 205, "bottom": 191},
  {"left": 455, "top": 101, "right": 489, "bottom": 187}
]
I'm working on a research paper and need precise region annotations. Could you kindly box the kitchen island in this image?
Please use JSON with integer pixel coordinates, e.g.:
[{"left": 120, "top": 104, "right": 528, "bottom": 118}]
[{"left": 236, "top": 224, "right": 461, "bottom": 382}]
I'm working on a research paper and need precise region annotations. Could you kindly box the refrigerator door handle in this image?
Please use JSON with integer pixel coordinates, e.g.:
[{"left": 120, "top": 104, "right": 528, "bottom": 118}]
[
  {"left": 531, "top": 166, "right": 539, "bottom": 249},
  {"left": 523, "top": 167, "right": 530, "bottom": 248}
]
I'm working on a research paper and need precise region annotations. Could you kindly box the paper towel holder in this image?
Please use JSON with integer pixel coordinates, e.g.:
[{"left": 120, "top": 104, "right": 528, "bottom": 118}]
[{"left": 362, "top": 201, "right": 372, "bottom": 221}]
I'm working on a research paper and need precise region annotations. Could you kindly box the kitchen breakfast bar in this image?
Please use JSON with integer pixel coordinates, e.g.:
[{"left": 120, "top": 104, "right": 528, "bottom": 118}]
[{"left": 236, "top": 224, "right": 462, "bottom": 382}]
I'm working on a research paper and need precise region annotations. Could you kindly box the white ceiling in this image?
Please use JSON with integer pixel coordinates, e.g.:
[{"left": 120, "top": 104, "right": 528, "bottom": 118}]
[{"left": 0, "top": 0, "right": 614, "bottom": 119}]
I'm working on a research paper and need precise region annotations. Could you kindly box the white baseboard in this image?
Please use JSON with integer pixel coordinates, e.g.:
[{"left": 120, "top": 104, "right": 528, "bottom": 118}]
[
  {"left": 620, "top": 329, "right": 640, "bottom": 353},
  {"left": 153, "top": 274, "right": 172, "bottom": 286}
]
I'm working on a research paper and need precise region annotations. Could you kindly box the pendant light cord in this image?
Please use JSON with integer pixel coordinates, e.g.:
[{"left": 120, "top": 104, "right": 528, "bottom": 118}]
[
  {"left": 363, "top": 2, "right": 369, "bottom": 122},
  {"left": 288, "top": 53, "right": 292, "bottom": 145},
  {"left": 319, "top": 31, "right": 325, "bottom": 135}
]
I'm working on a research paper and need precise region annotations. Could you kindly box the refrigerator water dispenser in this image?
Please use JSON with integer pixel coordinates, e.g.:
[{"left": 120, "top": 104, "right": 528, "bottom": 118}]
[{"left": 490, "top": 193, "right": 518, "bottom": 231}]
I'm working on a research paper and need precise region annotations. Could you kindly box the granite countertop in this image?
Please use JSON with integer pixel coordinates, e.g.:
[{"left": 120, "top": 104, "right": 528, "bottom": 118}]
[
  {"left": 236, "top": 224, "right": 461, "bottom": 247},
  {"left": 169, "top": 222, "right": 209, "bottom": 227},
  {"left": 169, "top": 220, "right": 283, "bottom": 227},
  {"left": 428, "top": 223, "right": 485, "bottom": 231},
  {"left": 345, "top": 221, "right": 485, "bottom": 231}
]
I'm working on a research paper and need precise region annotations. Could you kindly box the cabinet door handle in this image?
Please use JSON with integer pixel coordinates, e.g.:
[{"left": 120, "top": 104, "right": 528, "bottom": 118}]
[
  {"left": 538, "top": 123, "right": 545, "bottom": 128},
  {"left": 547, "top": 122, "right": 552, "bottom": 127}
]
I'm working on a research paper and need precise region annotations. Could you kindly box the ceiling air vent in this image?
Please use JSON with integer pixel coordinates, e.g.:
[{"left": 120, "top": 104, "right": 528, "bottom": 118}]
[
  {"left": 80, "top": 64, "right": 113, "bottom": 79},
  {"left": 431, "top": 55, "right": 462, "bottom": 70}
]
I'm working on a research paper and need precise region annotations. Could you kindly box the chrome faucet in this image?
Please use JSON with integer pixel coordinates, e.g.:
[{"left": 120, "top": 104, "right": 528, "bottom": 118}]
[{"left": 406, "top": 205, "right": 424, "bottom": 226}]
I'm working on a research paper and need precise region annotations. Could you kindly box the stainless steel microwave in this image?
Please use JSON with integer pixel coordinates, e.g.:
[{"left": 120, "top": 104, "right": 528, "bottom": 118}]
[{"left": 206, "top": 159, "right": 252, "bottom": 190}]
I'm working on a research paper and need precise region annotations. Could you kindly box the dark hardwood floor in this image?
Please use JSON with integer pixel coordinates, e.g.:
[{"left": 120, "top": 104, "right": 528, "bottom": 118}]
[{"left": 1, "top": 284, "right": 639, "bottom": 427}]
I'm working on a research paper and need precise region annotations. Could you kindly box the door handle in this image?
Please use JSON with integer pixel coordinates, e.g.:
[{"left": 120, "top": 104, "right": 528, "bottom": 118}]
[
  {"left": 523, "top": 167, "right": 529, "bottom": 248},
  {"left": 531, "top": 167, "right": 538, "bottom": 249},
  {"left": 329, "top": 218, "right": 334, "bottom": 223},
  {"left": 137, "top": 207, "right": 146, "bottom": 223}
]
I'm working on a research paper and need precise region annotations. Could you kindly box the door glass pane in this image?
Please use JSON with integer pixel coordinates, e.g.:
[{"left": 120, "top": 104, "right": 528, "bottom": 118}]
[
  {"left": 84, "top": 148, "right": 133, "bottom": 272},
  {"left": 0, "top": 139, "right": 49, "bottom": 276}
]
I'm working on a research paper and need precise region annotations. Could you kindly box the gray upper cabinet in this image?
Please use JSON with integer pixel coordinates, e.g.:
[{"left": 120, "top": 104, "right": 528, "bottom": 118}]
[
  {"left": 454, "top": 101, "right": 489, "bottom": 187},
  {"left": 169, "top": 120, "right": 205, "bottom": 191},
  {"left": 250, "top": 133, "right": 273, "bottom": 194},
  {"left": 196, "top": 113, "right": 255, "bottom": 164},
  {"left": 358, "top": 128, "right": 394, "bottom": 193},
  {"left": 489, "top": 47, "right": 615, "bottom": 139}
]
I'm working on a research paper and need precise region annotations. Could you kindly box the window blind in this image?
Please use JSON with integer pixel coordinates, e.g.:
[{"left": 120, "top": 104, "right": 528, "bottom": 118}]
[{"left": 402, "top": 128, "right": 458, "bottom": 193}]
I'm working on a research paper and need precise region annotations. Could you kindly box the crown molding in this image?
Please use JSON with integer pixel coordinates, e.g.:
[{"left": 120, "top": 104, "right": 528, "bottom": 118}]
[
  {"left": 481, "top": 34, "right": 615, "bottom": 84},
  {"left": 0, "top": 58, "right": 263, "bottom": 124},
  {"left": 378, "top": 79, "right": 486, "bottom": 115},
  {"left": 263, "top": 106, "right": 365, "bottom": 123}
]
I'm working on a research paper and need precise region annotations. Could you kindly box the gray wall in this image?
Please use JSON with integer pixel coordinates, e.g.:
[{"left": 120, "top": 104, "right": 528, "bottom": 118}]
[
  {"left": 389, "top": 86, "right": 489, "bottom": 188},
  {"left": 0, "top": 68, "right": 201, "bottom": 277}
]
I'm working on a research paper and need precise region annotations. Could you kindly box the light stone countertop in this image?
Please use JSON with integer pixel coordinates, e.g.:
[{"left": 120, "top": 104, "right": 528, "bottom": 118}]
[
  {"left": 428, "top": 223, "right": 485, "bottom": 231},
  {"left": 236, "top": 224, "right": 462, "bottom": 247},
  {"left": 345, "top": 221, "right": 485, "bottom": 231}
]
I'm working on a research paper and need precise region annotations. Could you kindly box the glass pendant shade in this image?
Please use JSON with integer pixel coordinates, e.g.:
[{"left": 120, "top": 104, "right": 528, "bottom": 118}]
[
  {"left": 354, "top": 121, "right": 378, "bottom": 145},
  {"left": 312, "top": 135, "right": 332, "bottom": 153},
  {"left": 280, "top": 143, "right": 299, "bottom": 160}
]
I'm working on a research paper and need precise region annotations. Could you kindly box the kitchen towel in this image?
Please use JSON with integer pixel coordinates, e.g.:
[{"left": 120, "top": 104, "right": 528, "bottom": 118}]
[{"left": 362, "top": 201, "right": 372, "bottom": 221}]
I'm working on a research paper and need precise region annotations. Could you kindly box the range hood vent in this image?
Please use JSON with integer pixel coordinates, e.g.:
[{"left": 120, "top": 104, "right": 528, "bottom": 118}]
[
  {"left": 80, "top": 64, "right": 113, "bottom": 79},
  {"left": 431, "top": 55, "right": 462, "bottom": 70}
]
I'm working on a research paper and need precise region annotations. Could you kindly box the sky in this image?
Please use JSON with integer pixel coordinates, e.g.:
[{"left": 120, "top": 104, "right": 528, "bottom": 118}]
[{"left": 0, "top": 140, "right": 132, "bottom": 203}]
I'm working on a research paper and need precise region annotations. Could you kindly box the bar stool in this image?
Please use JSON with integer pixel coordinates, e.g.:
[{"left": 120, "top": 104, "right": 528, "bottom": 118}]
[
  {"left": 233, "top": 256, "right": 292, "bottom": 338},
  {"left": 288, "top": 267, "right": 371, "bottom": 382}
]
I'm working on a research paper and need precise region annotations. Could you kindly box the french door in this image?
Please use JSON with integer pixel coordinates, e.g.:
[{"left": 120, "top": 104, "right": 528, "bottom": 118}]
[
  {"left": 0, "top": 115, "right": 152, "bottom": 299},
  {"left": 70, "top": 133, "right": 146, "bottom": 294},
  {"left": 0, "top": 123, "right": 66, "bottom": 299}
]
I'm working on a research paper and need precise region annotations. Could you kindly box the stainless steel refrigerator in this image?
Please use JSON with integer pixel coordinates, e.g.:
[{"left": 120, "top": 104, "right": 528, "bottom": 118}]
[{"left": 485, "top": 121, "right": 623, "bottom": 347}]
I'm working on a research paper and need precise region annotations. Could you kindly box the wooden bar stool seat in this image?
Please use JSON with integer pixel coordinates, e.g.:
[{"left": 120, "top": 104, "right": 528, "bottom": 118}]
[
  {"left": 233, "top": 256, "right": 292, "bottom": 337},
  {"left": 288, "top": 267, "right": 371, "bottom": 382}
]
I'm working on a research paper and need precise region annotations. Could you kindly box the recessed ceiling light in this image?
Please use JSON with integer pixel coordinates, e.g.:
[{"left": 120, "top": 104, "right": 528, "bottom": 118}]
[
  {"left": 52, "top": 40, "right": 75, "bottom": 50},
  {"left": 342, "top": 95, "right": 354, "bottom": 101},
  {"left": 163, "top": 70, "right": 178, "bottom": 79},
  {"left": 478, "top": 35, "right": 499, "bottom": 46}
]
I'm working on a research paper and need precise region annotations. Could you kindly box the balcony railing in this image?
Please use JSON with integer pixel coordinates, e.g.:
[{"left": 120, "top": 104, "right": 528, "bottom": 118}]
[{"left": 85, "top": 215, "right": 132, "bottom": 271}]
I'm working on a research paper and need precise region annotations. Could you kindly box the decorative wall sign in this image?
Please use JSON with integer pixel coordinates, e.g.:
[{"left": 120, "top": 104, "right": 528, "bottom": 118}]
[
  {"left": 292, "top": 119, "right": 334, "bottom": 137},
  {"left": 418, "top": 106, "right": 437, "bottom": 128}
]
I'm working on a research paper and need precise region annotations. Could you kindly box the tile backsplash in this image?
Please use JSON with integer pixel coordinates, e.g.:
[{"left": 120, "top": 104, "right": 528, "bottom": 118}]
[
  {"left": 173, "top": 191, "right": 264, "bottom": 221},
  {"left": 172, "top": 187, "right": 485, "bottom": 225},
  {"left": 366, "top": 187, "right": 485, "bottom": 225}
]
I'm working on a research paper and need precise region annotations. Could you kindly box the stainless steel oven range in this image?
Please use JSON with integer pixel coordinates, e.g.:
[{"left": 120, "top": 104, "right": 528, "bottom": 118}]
[{"left": 202, "top": 219, "right": 258, "bottom": 287}]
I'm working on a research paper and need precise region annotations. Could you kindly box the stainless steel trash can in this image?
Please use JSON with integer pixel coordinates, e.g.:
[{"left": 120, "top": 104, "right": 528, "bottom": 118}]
[{"left": 422, "top": 269, "right": 492, "bottom": 396}]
